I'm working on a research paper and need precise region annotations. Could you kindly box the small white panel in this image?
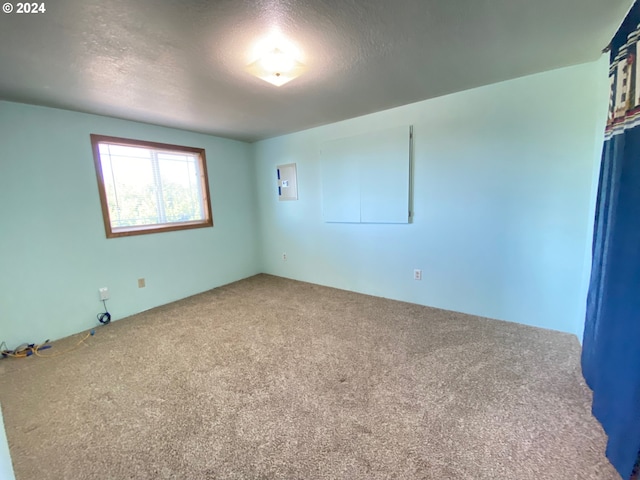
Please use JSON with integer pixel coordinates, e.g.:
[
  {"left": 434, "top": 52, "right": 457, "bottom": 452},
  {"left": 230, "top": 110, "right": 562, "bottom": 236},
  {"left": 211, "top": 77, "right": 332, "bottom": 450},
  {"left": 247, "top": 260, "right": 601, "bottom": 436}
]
[{"left": 277, "top": 163, "right": 298, "bottom": 201}]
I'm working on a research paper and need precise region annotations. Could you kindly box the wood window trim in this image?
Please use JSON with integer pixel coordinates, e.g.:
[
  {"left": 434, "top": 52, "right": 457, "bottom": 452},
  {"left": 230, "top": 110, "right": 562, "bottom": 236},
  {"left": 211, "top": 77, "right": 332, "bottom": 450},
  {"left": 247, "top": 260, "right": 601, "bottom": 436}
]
[{"left": 91, "top": 134, "right": 214, "bottom": 238}]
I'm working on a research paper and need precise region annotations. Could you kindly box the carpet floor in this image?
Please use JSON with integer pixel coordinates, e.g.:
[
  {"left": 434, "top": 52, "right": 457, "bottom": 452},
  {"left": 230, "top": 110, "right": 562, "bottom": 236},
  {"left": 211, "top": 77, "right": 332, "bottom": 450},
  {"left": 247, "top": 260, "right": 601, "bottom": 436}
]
[{"left": 0, "top": 274, "right": 619, "bottom": 479}]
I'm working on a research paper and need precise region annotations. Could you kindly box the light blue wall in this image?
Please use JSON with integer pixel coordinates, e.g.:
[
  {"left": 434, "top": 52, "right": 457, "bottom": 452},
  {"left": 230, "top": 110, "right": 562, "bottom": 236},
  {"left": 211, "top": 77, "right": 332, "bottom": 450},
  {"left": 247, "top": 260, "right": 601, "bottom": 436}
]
[
  {"left": 0, "top": 60, "right": 610, "bottom": 475},
  {"left": 0, "top": 405, "right": 15, "bottom": 480},
  {"left": 0, "top": 102, "right": 260, "bottom": 347},
  {"left": 254, "top": 59, "right": 609, "bottom": 339},
  {"left": 0, "top": 59, "right": 611, "bottom": 477}
]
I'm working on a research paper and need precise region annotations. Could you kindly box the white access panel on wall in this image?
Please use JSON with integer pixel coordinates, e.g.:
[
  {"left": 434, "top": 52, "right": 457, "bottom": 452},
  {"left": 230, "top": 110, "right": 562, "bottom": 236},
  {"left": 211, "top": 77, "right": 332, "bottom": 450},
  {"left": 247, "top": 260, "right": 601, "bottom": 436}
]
[
  {"left": 277, "top": 163, "right": 298, "bottom": 201},
  {"left": 320, "top": 143, "right": 361, "bottom": 222},
  {"left": 320, "top": 125, "right": 411, "bottom": 223}
]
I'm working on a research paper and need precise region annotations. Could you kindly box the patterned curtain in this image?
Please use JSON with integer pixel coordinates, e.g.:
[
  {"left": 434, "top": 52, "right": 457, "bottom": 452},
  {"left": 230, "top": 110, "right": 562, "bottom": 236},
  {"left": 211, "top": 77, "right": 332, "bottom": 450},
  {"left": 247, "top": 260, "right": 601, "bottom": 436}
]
[{"left": 582, "top": 3, "right": 640, "bottom": 479}]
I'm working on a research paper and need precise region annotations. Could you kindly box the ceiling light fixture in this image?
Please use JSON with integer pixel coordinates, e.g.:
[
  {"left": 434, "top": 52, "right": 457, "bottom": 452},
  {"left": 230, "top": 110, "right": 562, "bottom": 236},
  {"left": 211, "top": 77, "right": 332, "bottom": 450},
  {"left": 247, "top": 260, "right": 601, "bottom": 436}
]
[{"left": 246, "top": 45, "right": 305, "bottom": 87}]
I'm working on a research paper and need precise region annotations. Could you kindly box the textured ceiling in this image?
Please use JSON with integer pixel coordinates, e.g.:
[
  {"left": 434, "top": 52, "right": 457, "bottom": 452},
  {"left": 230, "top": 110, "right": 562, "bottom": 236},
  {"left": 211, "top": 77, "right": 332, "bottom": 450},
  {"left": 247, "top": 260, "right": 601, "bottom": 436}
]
[{"left": 0, "top": 0, "right": 633, "bottom": 142}]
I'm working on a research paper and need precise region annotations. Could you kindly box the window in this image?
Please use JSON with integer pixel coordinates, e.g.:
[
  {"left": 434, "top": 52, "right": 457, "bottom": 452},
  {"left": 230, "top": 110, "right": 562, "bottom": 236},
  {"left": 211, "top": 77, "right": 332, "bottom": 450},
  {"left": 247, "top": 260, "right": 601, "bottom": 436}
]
[{"left": 91, "top": 134, "right": 213, "bottom": 238}]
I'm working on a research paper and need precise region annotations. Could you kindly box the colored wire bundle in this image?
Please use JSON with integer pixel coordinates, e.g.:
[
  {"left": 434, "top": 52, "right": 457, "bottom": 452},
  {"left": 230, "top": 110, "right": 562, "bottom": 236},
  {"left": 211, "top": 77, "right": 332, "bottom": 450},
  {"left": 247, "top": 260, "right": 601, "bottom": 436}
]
[
  {"left": 1, "top": 300, "right": 109, "bottom": 359},
  {"left": 0, "top": 341, "right": 45, "bottom": 358},
  {"left": 0, "top": 330, "right": 94, "bottom": 359}
]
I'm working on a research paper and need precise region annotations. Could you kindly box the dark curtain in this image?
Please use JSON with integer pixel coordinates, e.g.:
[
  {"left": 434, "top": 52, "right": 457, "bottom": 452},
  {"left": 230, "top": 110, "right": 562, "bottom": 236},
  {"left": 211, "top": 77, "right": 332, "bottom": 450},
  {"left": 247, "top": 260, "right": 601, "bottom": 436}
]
[{"left": 582, "top": 3, "right": 640, "bottom": 479}]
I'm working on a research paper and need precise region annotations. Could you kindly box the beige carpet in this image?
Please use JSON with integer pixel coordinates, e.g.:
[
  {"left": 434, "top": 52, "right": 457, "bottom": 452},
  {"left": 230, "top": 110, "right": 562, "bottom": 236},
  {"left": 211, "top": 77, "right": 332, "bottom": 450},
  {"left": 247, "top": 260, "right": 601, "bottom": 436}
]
[{"left": 0, "top": 274, "right": 619, "bottom": 479}]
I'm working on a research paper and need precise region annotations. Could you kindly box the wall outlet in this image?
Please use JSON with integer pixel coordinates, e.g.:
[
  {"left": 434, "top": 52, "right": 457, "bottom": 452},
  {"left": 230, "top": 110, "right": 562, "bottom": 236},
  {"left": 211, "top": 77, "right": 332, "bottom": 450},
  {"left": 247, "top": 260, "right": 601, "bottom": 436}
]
[
  {"left": 99, "top": 287, "right": 109, "bottom": 300},
  {"left": 414, "top": 269, "right": 422, "bottom": 281},
  {"left": 138, "top": 278, "right": 146, "bottom": 288},
  {"left": 282, "top": 252, "right": 287, "bottom": 261}
]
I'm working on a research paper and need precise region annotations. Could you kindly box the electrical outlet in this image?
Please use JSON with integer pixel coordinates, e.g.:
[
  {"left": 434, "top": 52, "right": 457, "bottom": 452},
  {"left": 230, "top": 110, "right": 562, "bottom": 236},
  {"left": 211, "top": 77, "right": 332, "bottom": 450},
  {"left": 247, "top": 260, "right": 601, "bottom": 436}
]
[
  {"left": 138, "top": 278, "right": 146, "bottom": 288},
  {"left": 414, "top": 269, "right": 422, "bottom": 281},
  {"left": 99, "top": 287, "right": 109, "bottom": 300},
  {"left": 282, "top": 252, "right": 287, "bottom": 261}
]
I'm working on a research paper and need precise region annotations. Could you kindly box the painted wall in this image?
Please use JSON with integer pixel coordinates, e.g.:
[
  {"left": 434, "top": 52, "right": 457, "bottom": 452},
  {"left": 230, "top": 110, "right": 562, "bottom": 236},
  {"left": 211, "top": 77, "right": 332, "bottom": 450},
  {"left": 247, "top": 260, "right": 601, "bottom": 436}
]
[
  {"left": 254, "top": 59, "right": 609, "bottom": 339},
  {"left": 0, "top": 102, "right": 260, "bottom": 347},
  {"left": 0, "top": 58, "right": 609, "bottom": 349}
]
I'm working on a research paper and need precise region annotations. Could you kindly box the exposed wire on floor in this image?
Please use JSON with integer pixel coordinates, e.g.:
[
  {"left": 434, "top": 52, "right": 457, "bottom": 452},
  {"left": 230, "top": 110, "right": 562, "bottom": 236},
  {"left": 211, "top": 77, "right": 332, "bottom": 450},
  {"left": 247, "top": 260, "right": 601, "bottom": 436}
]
[
  {"left": 0, "top": 340, "right": 46, "bottom": 358},
  {"left": 1, "top": 299, "right": 111, "bottom": 360},
  {"left": 34, "top": 331, "right": 94, "bottom": 358},
  {"left": 97, "top": 299, "right": 111, "bottom": 325},
  {"left": 0, "top": 330, "right": 95, "bottom": 359}
]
